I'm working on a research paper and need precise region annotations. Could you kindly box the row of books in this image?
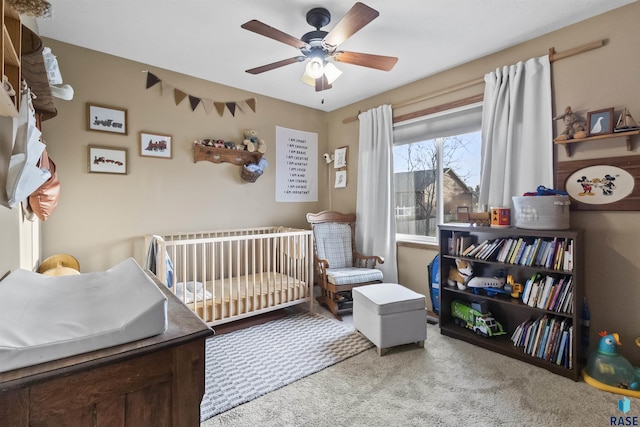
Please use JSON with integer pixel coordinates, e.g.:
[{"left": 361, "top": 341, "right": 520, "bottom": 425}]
[
  {"left": 521, "top": 274, "right": 574, "bottom": 314},
  {"left": 511, "top": 315, "right": 573, "bottom": 369},
  {"left": 455, "top": 236, "right": 574, "bottom": 271},
  {"left": 447, "top": 233, "right": 473, "bottom": 257}
]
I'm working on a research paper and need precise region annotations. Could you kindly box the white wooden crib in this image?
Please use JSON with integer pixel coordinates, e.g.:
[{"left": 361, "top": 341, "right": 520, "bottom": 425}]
[{"left": 146, "top": 227, "right": 314, "bottom": 326}]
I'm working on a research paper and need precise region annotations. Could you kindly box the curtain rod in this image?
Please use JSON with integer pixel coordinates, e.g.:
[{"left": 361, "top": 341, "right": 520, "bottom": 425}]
[{"left": 342, "top": 39, "right": 605, "bottom": 124}]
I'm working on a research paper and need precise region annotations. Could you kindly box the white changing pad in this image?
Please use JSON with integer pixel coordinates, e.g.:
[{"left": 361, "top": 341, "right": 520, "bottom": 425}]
[{"left": 0, "top": 257, "right": 168, "bottom": 373}]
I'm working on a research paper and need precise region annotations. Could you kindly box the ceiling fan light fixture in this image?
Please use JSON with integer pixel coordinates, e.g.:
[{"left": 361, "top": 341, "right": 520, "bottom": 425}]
[
  {"left": 323, "top": 62, "right": 342, "bottom": 85},
  {"left": 300, "top": 71, "right": 316, "bottom": 87},
  {"left": 305, "top": 57, "right": 325, "bottom": 79}
]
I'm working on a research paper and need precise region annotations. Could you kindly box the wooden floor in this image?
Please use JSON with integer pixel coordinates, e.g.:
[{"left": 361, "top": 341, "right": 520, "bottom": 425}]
[{"left": 211, "top": 309, "right": 289, "bottom": 336}]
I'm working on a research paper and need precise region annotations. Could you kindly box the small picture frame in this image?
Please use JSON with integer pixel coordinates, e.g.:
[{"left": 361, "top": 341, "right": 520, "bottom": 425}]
[
  {"left": 88, "top": 145, "right": 128, "bottom": 174},
  {"left": 87, "top": 103, "right": 128, "bottom": 135},
  {"left": 335, "top": 170, "right": 347, "bottom": 188},
  {"left": 334, "top": 146, "right": 348, "bottom": 169},
  {"left": 586, "top": 108, "right": 614, "bottom": 136},
  {"left": 140, "top": 131, "right": 172, "bottom": 159}
]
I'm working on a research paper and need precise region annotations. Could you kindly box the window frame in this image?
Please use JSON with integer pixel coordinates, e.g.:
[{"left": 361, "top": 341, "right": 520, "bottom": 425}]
[{"left": 393, "top": 101, "right": 483, "bottom": 245}]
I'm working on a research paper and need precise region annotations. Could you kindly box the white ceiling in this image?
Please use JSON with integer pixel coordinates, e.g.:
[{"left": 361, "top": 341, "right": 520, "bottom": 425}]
[{"left": 36, "top": 0, "right": 636, "bottom": 112}]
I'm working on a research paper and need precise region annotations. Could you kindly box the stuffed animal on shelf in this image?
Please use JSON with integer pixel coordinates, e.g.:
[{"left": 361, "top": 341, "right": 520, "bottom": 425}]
[
  {"left": 553, "top": 106, "right": 588, "bottom": 141},
  {"left": 243, "top": 129, "right": 267, "bottom": 153},
  {"left": 447, "top": 258, "right": 473, "bottom": 290}
]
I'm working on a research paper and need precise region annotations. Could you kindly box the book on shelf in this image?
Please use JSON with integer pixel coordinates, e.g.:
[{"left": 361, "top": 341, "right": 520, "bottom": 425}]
[
  {"left": 466, "top": 239, "right": 490, "bottom": 257},
  {"left": 537, "top": 275, "right": 555, "bottom": 309},
  {"left": 513, "top": 315, "right": 572, "bottom": 365}
]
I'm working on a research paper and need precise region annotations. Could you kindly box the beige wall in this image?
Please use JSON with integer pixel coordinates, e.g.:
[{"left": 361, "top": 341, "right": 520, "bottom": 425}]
[
  {"left": 326, "top": 3, "right": 640, "bottom": 363},
  {"left": 39, "top": 39, "right": 328, "bottom": 273},
  {"left": 9, "top": 2, "right": 636, "bottom": 362}
]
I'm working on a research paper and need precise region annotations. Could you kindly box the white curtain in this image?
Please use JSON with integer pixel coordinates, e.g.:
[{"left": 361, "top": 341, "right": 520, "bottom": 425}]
[
  {"left": 357, "top": 104, "right": 398, "bottom": 283},
  {"left": 479, "top": 55, "right": 553, "bottom": 209}
]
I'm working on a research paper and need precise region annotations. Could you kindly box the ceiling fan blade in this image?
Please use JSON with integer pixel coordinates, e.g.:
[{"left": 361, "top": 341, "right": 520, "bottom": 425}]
[
  {"left": 241, "top": 20, "right": 309, "bottom": 49},
  {"left": 246, "top": 57, "right": 306, "bottom": 74},
  {"left": 315, "top": 75, "right": 332, "bottom": 92},
  {"left": 333, "top": 51, "right": 398, "bottom": 71},
  {"left": 322, "top": 2, "right": 379, "bottom": 48}
]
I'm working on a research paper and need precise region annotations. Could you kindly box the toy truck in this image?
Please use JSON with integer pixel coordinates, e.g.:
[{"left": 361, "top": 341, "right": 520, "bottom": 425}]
[{"left": 451, "top": 300, "right": 506, "bottom": 337}]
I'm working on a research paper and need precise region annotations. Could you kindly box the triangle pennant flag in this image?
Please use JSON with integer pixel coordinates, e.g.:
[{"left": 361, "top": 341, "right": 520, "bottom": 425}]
[
  {"left": 160, "top": 82, "right": 174, "bottom": 96},
  {"left": 235, "top": 102, "right": 245, "bottom": 114},
  {"left": 245, "top": 97, "right": 256, "bottom": 113},
  {"left": 214, "top": 102, "right": 225, "bottom": 117},
  {"left": 188, "top": 95, "right": 201, "bottom": 111},
  {"left": 174, "top": 89, "right": 187, "bottom": 106},
  {"left": 226, "top": 102, "right": 236, "bottom": 117},
  {"left": 202, "top": 99, "right": 214, "bottom": 114},
  {"left": 146, "top": 72, "right": 161, "bottom": 89}
]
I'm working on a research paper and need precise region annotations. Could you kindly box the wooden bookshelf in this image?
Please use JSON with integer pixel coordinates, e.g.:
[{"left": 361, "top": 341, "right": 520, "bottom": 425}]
[{"left": 438, "top": 224, "right": 584, "bottom": 381}]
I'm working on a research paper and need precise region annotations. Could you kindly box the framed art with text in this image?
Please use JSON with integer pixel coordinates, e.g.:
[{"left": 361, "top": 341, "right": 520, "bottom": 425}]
[{"left": 87, "top": 103, "right": 128, "bottom": 135}]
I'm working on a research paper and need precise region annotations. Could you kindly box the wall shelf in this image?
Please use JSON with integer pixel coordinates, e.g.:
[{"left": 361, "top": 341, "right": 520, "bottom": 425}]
[
  {"left": 554, "top": 129, "right": 640, "bottom": 156},
  {"left": 193, "top": 143, "right": 262, "bottom": 166},
  {"left": 0, "top": 2, "right": 21, "bottom": 117}
]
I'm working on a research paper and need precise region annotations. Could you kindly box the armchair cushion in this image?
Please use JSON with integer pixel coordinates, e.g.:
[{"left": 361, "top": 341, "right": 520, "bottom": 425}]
[
  {"left": 314, "top": 223, "right": 352, "bottom": 268},
  {"left": 327, "top": 267, "right": 384, "bottom": 286}
]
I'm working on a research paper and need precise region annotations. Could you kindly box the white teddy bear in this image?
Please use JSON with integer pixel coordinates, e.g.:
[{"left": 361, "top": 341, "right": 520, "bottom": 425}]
[{"left": 243, "top": 130, "right": 267, "bottom": 153}]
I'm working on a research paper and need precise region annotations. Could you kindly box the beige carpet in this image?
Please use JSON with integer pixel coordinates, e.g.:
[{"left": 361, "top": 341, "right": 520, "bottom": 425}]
[{"left": 202, "top": 312, "right": 632, "bottom": 427}]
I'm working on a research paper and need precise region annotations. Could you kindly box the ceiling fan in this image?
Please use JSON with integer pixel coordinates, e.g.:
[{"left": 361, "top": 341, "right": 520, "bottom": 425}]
[{"left": 241, "top": 2, "right": 398, "bottom": 92}]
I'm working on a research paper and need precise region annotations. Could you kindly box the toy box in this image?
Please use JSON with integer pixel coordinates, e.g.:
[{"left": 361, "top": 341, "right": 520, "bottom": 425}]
[{"left": 512, "top": 195, "right": 570, "bottom": 230}]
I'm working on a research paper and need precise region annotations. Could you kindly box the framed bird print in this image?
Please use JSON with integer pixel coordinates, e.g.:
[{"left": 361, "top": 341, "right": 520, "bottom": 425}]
[{"left": 586, "top": 108, "right": 614, "bottom": 136}]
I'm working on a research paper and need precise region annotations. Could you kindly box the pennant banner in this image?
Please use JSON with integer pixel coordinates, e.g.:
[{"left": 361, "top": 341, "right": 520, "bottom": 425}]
[
  {"left": 188, "top": 95, "right": 201, "bottom": 111},
  {"left": 202, "top": 99, "right": 214, "bottom": 114},
  {"left": 174, "top": 89, "right": 187, "bottom": 106},
  {"left": 226, "top": 102, "right": 236, "bottom": 117},
  {"left": 214, "top": 102, "right": 225, "bottom": 117},
  {"left": 143, "top": 71, "right": 256, "bottom": 116},
  {"left": 245, "top": 98, "right": 256, "bottom": 113},
  {"left": 146, "top": 72, "right": 160, "bottom": 89}
]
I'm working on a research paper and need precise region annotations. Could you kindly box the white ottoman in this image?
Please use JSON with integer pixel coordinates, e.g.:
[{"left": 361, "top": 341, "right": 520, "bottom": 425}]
[{"left": 352, "top": 283, "right": 427, "bottom": 356}]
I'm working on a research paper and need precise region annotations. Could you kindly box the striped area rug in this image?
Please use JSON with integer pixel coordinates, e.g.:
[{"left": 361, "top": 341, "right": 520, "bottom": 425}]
[{"left": 200, "top": 312, "right": 373, "bottom": 421}]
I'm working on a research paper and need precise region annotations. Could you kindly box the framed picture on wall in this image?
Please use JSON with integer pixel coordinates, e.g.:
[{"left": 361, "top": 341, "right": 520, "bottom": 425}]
[
  {"left": 335, "top": 170, "right": 347, "bottom": 188},
  {"left": 88, "top": 145, "right": 128, "bottom": 174},
  {"left": 139, "top": 131, "right": 172, "bottom": 159},
  {"left": 556, "top": 155, "right": 640, "bottom": 211},
  {"left": 87, "top": 103, "right": 128, "bottom": 135},
  {"left": 586, "top": 108, "right": 614, "bottom": 136},
  {"left": 334, "top": 146, "right": 348, "bottom": 169}
]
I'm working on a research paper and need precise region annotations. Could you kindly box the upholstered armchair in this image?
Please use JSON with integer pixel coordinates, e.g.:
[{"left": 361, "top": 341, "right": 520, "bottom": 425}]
[{"left": 306, "top": 211, "right": 384, "bottom": 320}]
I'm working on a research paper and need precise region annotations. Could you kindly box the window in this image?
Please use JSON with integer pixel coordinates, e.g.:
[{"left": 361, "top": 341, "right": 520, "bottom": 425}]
[{"left": 393, "top": 102, "right": 483, "bottom": 243}]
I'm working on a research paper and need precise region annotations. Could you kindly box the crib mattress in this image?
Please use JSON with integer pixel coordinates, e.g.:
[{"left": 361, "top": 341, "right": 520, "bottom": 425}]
[
  {"left": 176, "top": 272, "right": 308, "bottom": 323},
  {"left": 0, "top": 258, "right": 168, "bottom": 373}
]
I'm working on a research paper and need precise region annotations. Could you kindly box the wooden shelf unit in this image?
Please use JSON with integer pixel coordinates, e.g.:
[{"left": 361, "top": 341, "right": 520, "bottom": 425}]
[
  {"left": 438, "top": 224, "right": 584, "bottom": 381},
  {"left": 555, "top": 129, "right": 640, "bottom": 156},
  {"left": 193, "top": 142, "right": 262, "bottom": 166},
  {"left": 0, "top": 1, "right": 20, "bottom": 117}
]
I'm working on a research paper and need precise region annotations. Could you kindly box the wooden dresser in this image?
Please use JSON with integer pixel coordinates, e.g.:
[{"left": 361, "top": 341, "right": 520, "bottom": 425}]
[{"left": 0, "top": 271, "right": 214, "bottom": 426}]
